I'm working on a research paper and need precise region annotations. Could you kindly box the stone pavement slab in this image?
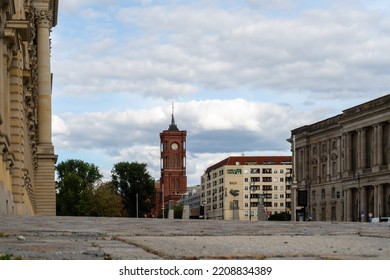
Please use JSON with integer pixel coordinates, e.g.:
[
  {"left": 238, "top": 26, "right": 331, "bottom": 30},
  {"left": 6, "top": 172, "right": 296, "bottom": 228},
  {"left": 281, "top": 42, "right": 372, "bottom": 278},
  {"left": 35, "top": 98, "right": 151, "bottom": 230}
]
[{"left": 0, "top": 216, "right": 389, "bottom": 260}]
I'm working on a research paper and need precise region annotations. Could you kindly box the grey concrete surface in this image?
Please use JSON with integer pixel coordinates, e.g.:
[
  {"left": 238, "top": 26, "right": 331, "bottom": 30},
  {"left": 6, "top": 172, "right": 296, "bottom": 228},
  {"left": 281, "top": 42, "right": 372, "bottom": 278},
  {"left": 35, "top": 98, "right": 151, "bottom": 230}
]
[{"left": 0, "top": 216, "right": 389, "bottom": 260}]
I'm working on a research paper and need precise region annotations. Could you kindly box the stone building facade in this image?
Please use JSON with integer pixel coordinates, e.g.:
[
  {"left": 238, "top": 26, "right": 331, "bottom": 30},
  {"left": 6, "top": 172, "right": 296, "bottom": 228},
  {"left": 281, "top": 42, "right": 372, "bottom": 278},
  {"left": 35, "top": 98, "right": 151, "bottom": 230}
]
[
  {"left": 0, "top": 1, "right": 58, "bottom": 215},
  {"left": 289, "top": 94, "right": 390, "bottom": 221},
  {"left": 201, "top": 156, "right": 292, "bottom": 220}
]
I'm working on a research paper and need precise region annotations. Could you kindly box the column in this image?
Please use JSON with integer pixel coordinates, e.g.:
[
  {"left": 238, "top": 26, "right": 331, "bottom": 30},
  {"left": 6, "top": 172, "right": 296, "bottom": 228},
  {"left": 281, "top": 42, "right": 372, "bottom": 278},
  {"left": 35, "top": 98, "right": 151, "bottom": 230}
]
[
  {"left": 360, "top": 186, "right": 367, "bottom": 222},
  {"left": 346, "top": 188, "right": 353, "bottom": 221},
  {"left": 343, "top": 189, "right": 347, "bottom": 221},
  {"left": 373, "top": 126, "right": 378, "bottom": 166},
  {"left": 377, "top": 184, "right": 384, "bottom": 217},
  {"left": 34, "top": 9, "right": 57, "bottom": 216},
  {"left": 357, "top": 130, "right": 362, "bottom": 169},
  {"left": 346, "top": 133, "right": 352, "bottom": 172},
  {"left": 342, "top": 134, "right": 346, "bottom": 173},
  {"left": 377, "top": 124, "right": 383, "bottom": 166},
  {"left": 361, "top": 129, "right": 366, "bottom": 169},
  {"left": 36, "top": 10, "right": 53, "bottom": 145}
]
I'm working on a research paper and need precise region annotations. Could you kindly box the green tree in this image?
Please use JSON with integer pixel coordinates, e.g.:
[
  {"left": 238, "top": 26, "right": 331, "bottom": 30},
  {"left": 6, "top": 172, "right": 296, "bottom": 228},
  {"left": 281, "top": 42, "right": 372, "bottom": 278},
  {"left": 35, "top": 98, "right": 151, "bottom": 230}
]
[
  {"left": 111, "top": 162, "right": 155, "bottom": 217},
  {"left": 56, "top": 159, "right": 103, "bottom": 216},
  {"left": 91, "top": 182, "right": 122, "bottom": 217}
]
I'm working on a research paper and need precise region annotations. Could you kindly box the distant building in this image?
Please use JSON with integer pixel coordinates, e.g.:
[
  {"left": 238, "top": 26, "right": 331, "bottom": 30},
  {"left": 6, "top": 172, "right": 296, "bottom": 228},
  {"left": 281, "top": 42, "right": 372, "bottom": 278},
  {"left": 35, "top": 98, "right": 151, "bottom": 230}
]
[
  {"left": 0, "top": 1, "right": 58, "bottom": 215},
  {"left": 289, "top": 94, "right": 390, "bottom": 221},
  {"left": 201, "top": 156, "right": 292, "bottom": 220},
  {"left": 154, "top": 108, "right": 187, "bottom": 217},
  {"left": 187, "top": 185, "right": 202, "bottom": 218},
  {"left": 176, "top": 185, "right": 202, "bottom": 218}
]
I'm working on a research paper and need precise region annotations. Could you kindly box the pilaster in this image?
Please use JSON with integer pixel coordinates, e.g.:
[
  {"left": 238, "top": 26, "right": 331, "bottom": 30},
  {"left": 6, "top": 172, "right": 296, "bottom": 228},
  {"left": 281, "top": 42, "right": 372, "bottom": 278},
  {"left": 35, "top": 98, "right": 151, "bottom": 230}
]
[{"left": 9, "top": 51, "right": 31, "bottom": 215}]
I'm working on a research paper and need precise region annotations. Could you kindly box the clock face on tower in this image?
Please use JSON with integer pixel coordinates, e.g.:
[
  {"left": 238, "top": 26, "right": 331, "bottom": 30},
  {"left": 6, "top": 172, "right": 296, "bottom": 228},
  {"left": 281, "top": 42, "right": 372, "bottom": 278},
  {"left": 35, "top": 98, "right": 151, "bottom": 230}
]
[{"left": 171, "top": 142, "right": 179, "bottom": 150}]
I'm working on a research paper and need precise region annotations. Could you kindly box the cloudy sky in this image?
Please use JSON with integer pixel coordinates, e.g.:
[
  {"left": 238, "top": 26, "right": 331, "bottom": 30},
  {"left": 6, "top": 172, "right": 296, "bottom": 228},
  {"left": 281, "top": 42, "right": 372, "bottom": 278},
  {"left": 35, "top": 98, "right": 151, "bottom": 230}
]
[{"left": 52, "top": 0, "right": 390, "bottom": 185}]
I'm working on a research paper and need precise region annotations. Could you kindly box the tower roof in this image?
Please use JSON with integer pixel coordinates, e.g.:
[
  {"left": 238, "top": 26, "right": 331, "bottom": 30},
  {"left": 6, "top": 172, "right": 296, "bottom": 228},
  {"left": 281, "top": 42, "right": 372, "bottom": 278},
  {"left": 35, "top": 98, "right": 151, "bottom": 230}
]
[{"left": 168, "top": 113, "right": 179, "bottom": 131}]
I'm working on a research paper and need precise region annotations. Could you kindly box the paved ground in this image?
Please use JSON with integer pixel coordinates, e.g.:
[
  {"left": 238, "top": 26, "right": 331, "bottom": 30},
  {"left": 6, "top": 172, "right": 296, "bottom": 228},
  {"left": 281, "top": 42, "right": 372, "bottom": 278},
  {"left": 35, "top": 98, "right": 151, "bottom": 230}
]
[{"left": 0, "top": 216, "right": 389, "bottom": 260}]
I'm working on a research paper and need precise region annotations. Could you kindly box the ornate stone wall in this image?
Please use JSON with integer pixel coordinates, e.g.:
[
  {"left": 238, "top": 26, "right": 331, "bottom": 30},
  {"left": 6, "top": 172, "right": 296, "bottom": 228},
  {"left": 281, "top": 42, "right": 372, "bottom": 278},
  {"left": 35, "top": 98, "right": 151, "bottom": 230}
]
[
  {"left": 0, "top": 0, "right": 58, "bottom": 215},
  {"left": 290, "top": 94, "right": 390, "bottom": 221}
]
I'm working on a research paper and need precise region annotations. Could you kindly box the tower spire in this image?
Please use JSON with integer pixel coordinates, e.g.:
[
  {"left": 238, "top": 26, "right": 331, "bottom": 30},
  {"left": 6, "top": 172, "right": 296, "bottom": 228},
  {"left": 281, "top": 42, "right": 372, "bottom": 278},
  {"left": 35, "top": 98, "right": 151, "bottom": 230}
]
[
  {"left": 168, "top": 102, "right": 179, "bottom": 131},
  {"left": 171, "top": 102, "right": 175, "bottom": 124}
]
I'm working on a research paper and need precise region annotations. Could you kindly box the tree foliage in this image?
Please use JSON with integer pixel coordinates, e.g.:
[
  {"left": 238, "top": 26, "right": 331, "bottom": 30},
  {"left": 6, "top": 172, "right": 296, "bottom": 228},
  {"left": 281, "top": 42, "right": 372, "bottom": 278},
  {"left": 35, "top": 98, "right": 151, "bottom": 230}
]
[
  {"left": 90, "top": 182, "right": 122, "bottom": 217},
  {"left": 56, "top": 159, "right": 103, "bottom": 216},
  {"left": 111, "top": 162, "right": 155, "bottom": 217}
]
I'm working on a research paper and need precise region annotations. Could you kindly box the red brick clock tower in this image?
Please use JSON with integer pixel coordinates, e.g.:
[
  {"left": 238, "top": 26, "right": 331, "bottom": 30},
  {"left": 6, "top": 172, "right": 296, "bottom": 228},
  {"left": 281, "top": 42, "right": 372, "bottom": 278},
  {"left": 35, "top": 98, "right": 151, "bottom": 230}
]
[{"left": 159, "top": 108, "right": 187, "bottom": 213}]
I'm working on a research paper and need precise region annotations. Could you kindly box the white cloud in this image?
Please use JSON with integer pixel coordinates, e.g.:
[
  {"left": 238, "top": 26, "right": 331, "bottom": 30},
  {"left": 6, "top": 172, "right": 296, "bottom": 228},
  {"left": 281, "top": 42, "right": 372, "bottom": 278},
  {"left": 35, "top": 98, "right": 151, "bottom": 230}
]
[
  {"left": 52, "top": 0, "right": 390, "bottom": 185},
  {"left": 53, "top": 2, "right": 390, "bottom": 104}
]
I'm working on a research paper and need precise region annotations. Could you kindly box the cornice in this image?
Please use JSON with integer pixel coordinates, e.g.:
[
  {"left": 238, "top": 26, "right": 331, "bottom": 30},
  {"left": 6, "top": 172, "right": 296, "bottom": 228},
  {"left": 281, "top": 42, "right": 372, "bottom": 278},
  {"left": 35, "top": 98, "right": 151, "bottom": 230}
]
[{"left": 339, "top": 101, "right": 390, "bottom": 126}]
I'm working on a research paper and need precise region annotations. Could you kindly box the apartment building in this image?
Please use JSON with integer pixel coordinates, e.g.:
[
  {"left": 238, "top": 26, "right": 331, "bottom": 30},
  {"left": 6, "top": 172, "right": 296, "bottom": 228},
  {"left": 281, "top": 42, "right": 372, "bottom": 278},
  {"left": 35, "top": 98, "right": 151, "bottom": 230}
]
[{"left": 201, "top": 156, "right": 292, "bottom": 220}]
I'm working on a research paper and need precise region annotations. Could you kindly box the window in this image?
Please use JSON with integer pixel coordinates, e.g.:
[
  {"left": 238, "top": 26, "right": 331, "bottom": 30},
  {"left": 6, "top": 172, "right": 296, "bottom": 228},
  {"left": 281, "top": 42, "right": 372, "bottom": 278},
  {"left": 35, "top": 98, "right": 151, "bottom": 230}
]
[
  {"left": 336, "top": 191, "right": 341, "bottom": 199},
  {"left": 274, "top": 194, "right": 278, "bottom": 199},
  {"left": 321, "top": 189, "right": 325, "bottom": 199},
  {"left": 280, "top": 169, "right": 284, "bottom": 174},
  {"left": 251, "top": 168, "right": 260, "bottom": 174},
  {"left": 244, "top": 194, "right": 248, "bottom": 199},
  {"left": 273, "top": 203, "right": 278, "bottom": 207},
  {"left": 274, "top": 186, "right": 278, "bottom": 191},
  {"left": 322, "top": 163, "right": 327, "bottom": 178},
  {"left": 245, "top": 203, "right": 248, "bottom": 208},
  {"left": 273, "top": 178, "right": 278, "bottom": 182},
  {"left": 312, "top": 146, "right": 317, "bottom": 156},
  {"left": 245, "top": 186, "right": 249, "bottom": 191},
  {"left": 280, "top": 194, "right": 284, "bottom": 199},
  {"left": 280, "top": 202, "right": 284, "bottom": 207},
  {"left": 280, "top": 186, "right": 284, "bottom": 191},
  {"left": 280, "top": 178, "right": 284, "bottom": 182},
  {"left": 244, "top": 211, "right": 248, "bottom": 216},
  {"left": 331, "top": 187, "right": 336, "bottom": 199}
]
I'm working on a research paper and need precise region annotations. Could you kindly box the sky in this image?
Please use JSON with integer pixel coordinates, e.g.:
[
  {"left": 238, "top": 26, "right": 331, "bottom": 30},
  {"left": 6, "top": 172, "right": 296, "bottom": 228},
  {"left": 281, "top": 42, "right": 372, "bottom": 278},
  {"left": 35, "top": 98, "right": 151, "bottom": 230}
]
[{"left": 51, "top": 0, "right": 390, "bottom": 185}]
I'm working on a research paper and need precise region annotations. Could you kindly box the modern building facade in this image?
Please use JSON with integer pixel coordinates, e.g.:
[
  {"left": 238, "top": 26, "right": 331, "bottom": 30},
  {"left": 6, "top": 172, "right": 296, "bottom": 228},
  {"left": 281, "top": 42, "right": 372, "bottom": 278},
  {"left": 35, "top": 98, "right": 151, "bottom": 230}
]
[
  {"left": 176, "top": 185, "right": 201, "bottom": 218},
  {"left": 156, "top": 111, "right": 187, "bottom": 217},
  {"left": 201, "top": 156, "right": 292, "bottom": 220},
  {"left": 289, "top": 94, "right": 390, "bottom": 222},
  {"left": 0, "top": 0, "right": 58, "bottom": 215}
]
